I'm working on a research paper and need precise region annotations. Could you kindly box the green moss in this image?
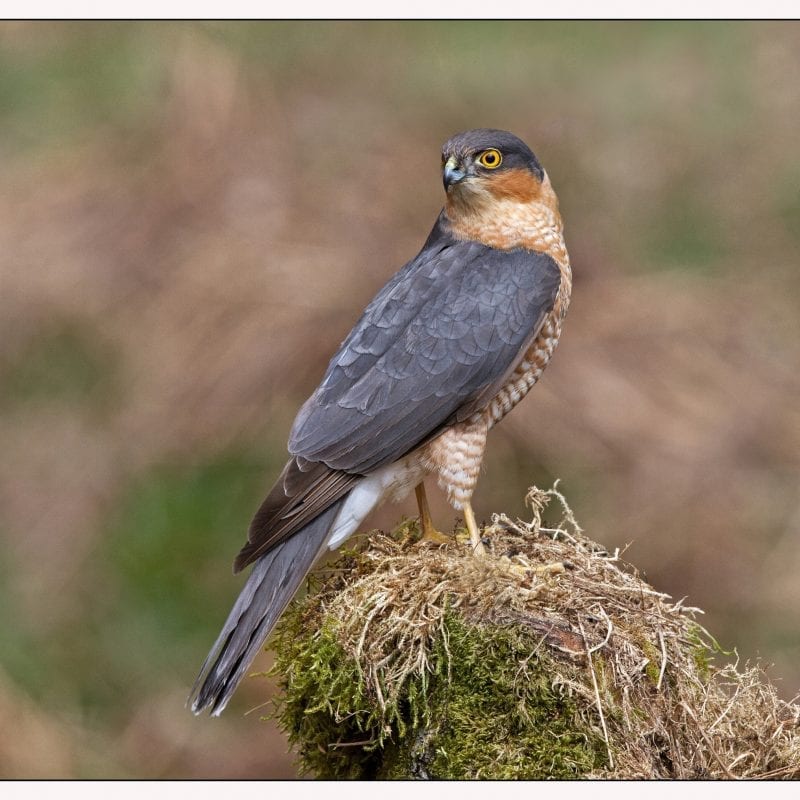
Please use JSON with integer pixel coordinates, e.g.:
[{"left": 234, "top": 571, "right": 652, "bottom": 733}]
[
  {"left": 639, "top": 637, "right": 663, "bottom": 686},
  {"left": 271, "top": 614, "right": 387, "bottom": 778},
  {"left": 393, "top": 615, "right": 607, "bottom": 779},
  {"left": 271, "top": 604, "right": 608, "bottom": 779},
  {"left": 685, "top": 622, "right": 733, "bottom": 683}
]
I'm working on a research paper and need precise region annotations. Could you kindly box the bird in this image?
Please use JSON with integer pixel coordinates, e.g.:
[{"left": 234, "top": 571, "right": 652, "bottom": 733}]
[{"left": 189, "top": 128, "right": 572, "bottom": 716}]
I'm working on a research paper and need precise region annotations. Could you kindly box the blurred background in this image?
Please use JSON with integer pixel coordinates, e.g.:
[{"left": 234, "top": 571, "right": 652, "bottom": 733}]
[{"left": 0, "top": 20, "right": 798, "bottom": 778}]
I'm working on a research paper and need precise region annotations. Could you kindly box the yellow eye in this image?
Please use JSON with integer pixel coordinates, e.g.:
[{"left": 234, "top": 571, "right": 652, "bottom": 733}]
[{"left": 477, "top": 148, "right": 502, "bottom": 169}]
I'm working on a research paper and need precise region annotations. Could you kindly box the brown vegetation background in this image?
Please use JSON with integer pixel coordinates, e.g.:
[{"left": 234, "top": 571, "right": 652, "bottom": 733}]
[{"left": 0, "top": 21, "right": 798, "bottom": 777}]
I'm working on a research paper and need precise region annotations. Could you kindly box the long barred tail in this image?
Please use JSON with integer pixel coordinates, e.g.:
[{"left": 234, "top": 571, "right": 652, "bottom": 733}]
[{"left": 189, "top": 497, "right": 347, "bottom": 716}]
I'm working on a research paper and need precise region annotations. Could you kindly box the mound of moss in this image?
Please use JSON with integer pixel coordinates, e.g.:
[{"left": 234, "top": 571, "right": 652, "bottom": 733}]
[{"left": 268, "top": 486, "right": 800, "bottom": 779}]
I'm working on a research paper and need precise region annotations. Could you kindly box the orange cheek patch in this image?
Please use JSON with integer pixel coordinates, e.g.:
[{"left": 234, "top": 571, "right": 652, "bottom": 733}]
[{"left": 486, "top": 168, "right": 543, "bottom": 203}]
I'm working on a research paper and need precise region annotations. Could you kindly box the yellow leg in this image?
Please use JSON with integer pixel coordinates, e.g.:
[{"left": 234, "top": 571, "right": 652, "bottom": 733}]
[
  {"left": 462, "top": 500, "right": 486, "bottom": 556},
  {"left": 415, "top": 483, "right": 449, "bottom": 544}
]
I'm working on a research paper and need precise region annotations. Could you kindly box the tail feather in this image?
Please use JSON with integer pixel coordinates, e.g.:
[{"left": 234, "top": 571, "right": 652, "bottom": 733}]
[{"left": 189, "top": 497, "right": 346, "bottom": 716}]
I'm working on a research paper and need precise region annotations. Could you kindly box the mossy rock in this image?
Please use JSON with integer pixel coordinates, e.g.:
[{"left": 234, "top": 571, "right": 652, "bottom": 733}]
[
  {"left": 268, "top": 486, "right": 800, "bottom": 779},
  {"left": 274, "top": 609, "right": 607, "bottom": 779}
]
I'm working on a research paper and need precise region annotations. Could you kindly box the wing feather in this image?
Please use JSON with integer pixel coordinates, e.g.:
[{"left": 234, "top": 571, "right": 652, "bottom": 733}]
[
  {"left": 237, "top": 219, "right": 560, "bottom": 570},
  {"left": 233, "top": 459, "right": 359, "bottom": 572},
  {"left": 289, "top": 218, "right": 561, "bottom": 475}
]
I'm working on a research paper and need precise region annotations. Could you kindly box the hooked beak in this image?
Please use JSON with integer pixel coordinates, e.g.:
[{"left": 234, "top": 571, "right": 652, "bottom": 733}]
[{"left": 443, "top": 156, "right": 466, "bottom": 190}]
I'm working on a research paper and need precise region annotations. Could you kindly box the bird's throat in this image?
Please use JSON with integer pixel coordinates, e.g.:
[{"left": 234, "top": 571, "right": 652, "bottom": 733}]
[{"left": 444, "top": 173, "right": 565, "bottom": 255}]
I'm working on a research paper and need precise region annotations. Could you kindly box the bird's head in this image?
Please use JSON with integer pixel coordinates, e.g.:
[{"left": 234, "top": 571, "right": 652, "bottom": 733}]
[
  {"left": 440, "top": 129, "right": 562, "bottom": 248},
  {"left": 441, "top": 129, "right": 545, "bottom": 199}
]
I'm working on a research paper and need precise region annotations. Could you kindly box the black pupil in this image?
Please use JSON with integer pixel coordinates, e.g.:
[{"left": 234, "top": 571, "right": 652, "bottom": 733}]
[{"left": 484, "top": 152, "right": 497, "bottom": 164}]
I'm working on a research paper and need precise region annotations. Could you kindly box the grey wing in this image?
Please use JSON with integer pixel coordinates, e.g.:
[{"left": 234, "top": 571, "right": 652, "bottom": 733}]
[{"left": 289, "top": 238, "right": 561, "bottom": 474}]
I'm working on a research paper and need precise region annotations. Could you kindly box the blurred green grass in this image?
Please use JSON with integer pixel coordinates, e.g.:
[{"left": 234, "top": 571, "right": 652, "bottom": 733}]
[
  {"left": 0, "top": 319, "right": 121, "bottom": 413},
  {"left": 0, "top": 24, "right": 168, "bottom": 151},
  {"left": 0, "top": 451, "right": 278, "bottom": 716}
]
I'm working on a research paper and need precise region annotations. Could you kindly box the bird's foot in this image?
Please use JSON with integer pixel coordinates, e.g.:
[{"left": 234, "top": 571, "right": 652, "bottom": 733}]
[
  {"left": 462, "top": 501, "right": 487, "bottom": 557},
  {"left": 454, "top": 527, "right": 485, "bottom": 554},
  {"left": 419, "top": 519, "right": 451, "bottom": 545},
  {"left": 414, "top": 483, "right": 451, "bottom": 545}
]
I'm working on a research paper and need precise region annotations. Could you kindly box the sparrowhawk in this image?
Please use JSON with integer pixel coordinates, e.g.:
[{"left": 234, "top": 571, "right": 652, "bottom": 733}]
[{"left": 190, "top": 128, "right": 572, "bottom": 715}]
